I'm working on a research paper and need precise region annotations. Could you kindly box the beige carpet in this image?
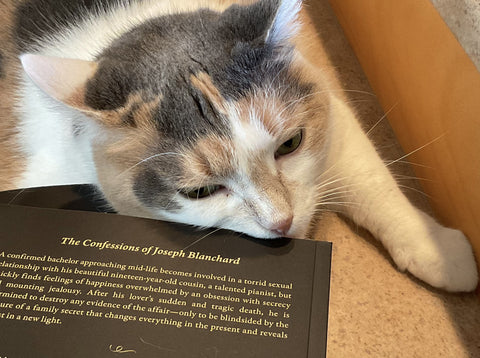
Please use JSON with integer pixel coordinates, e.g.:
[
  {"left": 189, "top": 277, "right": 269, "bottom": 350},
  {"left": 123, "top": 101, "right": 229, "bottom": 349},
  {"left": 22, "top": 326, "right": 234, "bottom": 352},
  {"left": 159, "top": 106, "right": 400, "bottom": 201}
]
[{"left": 303, "top": 1, "right": 480, "bottom": 356}]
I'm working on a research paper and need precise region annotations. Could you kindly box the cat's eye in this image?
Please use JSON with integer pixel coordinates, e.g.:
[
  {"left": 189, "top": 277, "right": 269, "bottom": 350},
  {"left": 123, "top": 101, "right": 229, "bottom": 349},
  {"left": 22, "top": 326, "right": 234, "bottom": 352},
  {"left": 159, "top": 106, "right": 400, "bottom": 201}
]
[
  {"left": 275, "top": 130, "right": 303, "bottom": 157},
  {"left": 181, "top": 184, "right": 222, "bottom": 199}
]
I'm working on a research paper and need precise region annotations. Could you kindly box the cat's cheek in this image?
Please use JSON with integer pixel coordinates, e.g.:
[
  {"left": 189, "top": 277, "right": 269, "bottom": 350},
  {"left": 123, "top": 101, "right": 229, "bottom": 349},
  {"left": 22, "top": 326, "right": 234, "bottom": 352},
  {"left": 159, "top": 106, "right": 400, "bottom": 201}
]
[
  {"left": 277, "top": 156, "right": 322, "bottom": 238},
  {"left": 169, "top": 196, "right": 282, "bottom": 239},
  {"left": 287, "top": 202, "right": 316, "bottom": 239},
  {"left": 156, "top": 192, "right": 233, "bottom": 228}
]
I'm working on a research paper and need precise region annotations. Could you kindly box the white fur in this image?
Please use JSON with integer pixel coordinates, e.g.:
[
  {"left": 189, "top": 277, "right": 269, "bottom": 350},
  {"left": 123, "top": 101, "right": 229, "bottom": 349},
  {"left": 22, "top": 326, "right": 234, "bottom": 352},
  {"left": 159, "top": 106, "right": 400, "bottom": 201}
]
[
  {"left": 17, "top": 79, "right": 98, "bottom": 188},
  {"left": 267, "top": 0, "right": 303, "bottom": 44}
]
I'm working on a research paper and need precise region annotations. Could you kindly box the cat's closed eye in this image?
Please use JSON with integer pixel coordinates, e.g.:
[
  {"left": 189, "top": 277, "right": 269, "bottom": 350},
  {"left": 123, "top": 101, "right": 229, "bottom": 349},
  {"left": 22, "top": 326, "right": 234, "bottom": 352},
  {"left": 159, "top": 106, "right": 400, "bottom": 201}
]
[
  {"left": 181, "top": 184, "right": 223, "bottom": 199},
  {"left": 275, "top": 130, "right": 302, "bottom": 158}
]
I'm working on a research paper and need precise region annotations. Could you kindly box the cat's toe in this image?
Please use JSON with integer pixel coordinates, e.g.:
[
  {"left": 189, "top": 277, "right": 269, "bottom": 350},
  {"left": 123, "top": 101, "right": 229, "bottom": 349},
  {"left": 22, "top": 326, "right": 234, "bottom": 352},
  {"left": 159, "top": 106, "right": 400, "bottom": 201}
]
[{"left": 392, "top": 226, "right": 478, "bottom": 292}]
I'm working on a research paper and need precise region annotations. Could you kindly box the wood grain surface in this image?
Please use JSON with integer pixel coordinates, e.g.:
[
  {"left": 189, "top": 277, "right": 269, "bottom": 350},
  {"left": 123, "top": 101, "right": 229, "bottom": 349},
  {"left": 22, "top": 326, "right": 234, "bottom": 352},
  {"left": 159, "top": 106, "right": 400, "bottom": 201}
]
[{"left": 328, "top": 0, "right": 480, "bottom": 275}]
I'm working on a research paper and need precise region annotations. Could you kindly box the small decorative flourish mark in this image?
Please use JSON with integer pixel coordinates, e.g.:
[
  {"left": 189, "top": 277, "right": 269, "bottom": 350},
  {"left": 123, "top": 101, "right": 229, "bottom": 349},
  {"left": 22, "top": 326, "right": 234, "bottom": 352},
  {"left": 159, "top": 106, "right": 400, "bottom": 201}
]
[{"left": 109, "top": 345, "right": 137, "bottom": 354}]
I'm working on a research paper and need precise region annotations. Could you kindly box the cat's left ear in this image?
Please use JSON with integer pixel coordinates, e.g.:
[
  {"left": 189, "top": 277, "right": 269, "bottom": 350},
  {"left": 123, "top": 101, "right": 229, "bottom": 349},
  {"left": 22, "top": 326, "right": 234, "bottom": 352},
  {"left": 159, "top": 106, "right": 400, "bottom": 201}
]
[{"left": 20, "top": 54, "right": 98, "bottom": 113}]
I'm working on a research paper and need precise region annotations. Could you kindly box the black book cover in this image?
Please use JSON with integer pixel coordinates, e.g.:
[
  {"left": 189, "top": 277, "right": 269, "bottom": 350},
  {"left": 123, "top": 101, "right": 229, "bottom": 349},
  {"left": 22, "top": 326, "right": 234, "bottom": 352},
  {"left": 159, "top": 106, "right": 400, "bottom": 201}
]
[{"left": 0, "top": 186, "right": 331, "bottom": 357}]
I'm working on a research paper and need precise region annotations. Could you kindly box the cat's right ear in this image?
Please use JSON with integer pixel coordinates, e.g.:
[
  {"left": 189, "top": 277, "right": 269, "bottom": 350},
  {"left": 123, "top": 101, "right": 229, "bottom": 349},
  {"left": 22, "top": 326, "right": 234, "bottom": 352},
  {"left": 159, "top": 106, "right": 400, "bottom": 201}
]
[
  {"left": 20, "top": 54, "right": 99, "bottom": 113},
  {"left": 221, "top": 0, "right": 302, "bottom": 46},
  {"left": 265, "top": 0, "right": 303, "bottom": 45}
]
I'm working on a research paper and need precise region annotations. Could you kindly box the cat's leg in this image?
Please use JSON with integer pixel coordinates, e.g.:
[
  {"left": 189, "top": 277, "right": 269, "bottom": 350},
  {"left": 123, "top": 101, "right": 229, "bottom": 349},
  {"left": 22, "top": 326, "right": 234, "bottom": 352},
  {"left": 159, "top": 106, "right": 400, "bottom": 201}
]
[{"left": 324, "top": 96, "right": 478, "bottom": 292}]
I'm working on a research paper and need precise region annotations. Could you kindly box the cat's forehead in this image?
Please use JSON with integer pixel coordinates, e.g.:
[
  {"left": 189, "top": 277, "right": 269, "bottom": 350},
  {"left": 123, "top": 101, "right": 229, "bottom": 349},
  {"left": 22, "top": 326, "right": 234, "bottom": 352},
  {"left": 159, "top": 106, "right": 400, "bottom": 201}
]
[{"left": 85, "top": 7, "right": 302, "bottom": 114}]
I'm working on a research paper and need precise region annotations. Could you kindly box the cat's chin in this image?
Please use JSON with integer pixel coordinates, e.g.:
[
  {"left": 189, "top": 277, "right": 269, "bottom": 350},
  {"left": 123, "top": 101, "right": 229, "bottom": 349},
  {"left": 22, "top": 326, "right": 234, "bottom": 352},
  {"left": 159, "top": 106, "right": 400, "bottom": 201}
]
[
  {"left": 235, "top": 230, "right": 282, "bottom": 240},
  {"left": 252, "top": 234, "right": 294, "bottom": 240},
  {"left": 241, "top": 229, "right": 306, "bottom": 241}
]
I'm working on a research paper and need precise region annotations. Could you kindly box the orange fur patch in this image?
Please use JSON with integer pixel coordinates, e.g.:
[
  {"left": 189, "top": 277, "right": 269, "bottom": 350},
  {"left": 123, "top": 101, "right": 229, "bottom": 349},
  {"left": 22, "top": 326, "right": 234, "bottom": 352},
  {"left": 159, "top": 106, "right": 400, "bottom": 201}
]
[
  {"left": 95, "top": 93, "right": 162, "bottom": 175},
  {"left": 190, "top": 72, "right": 227, "bottom": 114},
  {"left": 232, "top": 87, "right": 322, "bottom": 139},
  {"left": 233, "top": 94, "right": 293, "bottom": 135},
  {"left": 99, "top": 92, "right": 161, "bottom": 128},
  {"left": 180, "top": 135, "right": 235, "bottom": 187},
  {"left": 68, "top": 88, "right": 161, "bottom": 129}
]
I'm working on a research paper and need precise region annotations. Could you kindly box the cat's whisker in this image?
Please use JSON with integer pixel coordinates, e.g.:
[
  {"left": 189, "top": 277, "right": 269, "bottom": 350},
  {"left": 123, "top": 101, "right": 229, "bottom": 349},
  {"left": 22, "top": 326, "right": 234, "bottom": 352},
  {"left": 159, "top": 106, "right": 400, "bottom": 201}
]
[
  {"left": 340, "top": 89, "right": 377, "bottom": 97},
  {"left": 393, "top": 174, "right": 433, "bottom": 182},
  {"left": 315, "top": 178, "right": 358, "bottom": 193},
  {"left": 312, "top": 207, "right": 344, "bottom": 215},
  {"left": 7, "top": 189, "right": 27, "bottom": 205},
  {"left": 315, "top": 176, "right": 351, "bottom": 191},
  {"left": 397, "top": 184, "right": 432, "bottom": 198},
  {"left": 276, "top": 83, "right": 294, "bottom": 98},
  {"left": 317, "top": 200, "right": 360, "bottom": 207},
  {"left": 182, "top": 227, "right": 222, "bottom": 251},
  {"left": 318, "top": 191, "right": 356, "bottom": 201},
  {"left": 302, "top": 87, "right": 377, "bottom": 99},
  {"left": 316, "top": 181, "right": 361, "bottom": 193},
  {"left": 389, "top": 159, "right": 434, "bottom": 169},
  {"left": 317, "top": 200, "right": 353, "bottom": 209},
  {"left": 316, "top": 187, "right": 356, "bottom": 200},
  {"left": 316, "top": 164, "right": 344, "bottom": 180},
  {"left": 164, "top": 191, "right": 181, "bottom": 210},
  {"left": 343, "top": 99, "right": 372, "bottom": 106},
  {"left": 315, "top": 156, "right": 350, "bottom": 182},
  {"left": 285, "top": 102, "right": 327, "bottom": 121},
  {"left": 386, "top": 133, "right": 446, "bottom": 168},
  {"left": 366, "top": 102, "right": 399, "bottom": 137},
  {"left": 118, "top": 152, "right": 185, "bottom": 176},
  {"left": 315, "top": 191, "right": 358, "bottom": 204}
]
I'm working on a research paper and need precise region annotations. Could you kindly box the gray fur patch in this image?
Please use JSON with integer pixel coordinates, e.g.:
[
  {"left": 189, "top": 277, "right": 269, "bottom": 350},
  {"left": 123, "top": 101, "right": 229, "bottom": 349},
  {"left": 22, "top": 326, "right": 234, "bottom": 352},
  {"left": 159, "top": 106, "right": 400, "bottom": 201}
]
[{"left": 132, "top": 167, "right": 181, "bottom": 211}]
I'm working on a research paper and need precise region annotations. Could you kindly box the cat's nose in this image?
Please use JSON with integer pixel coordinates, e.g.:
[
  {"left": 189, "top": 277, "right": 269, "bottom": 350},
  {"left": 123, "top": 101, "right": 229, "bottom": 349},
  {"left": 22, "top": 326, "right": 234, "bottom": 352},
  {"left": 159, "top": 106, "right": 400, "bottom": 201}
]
[{"left": 270, "top": 216, "right": 293, "bottom": 236}]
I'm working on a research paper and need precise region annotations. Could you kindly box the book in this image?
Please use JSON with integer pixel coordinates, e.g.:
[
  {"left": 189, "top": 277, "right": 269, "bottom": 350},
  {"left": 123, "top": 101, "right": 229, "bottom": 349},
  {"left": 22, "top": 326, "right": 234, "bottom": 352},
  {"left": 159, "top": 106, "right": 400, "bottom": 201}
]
[{"left": 0, "top": 186, "right": 331, "bottom": 357}]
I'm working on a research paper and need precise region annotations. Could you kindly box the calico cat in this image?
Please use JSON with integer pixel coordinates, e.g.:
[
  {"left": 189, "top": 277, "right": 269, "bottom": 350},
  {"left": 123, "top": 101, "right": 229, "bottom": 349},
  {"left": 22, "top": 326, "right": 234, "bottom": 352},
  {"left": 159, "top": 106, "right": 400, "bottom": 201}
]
[{"left": 0, "top": 0, "right": 477, "bottom": 291}]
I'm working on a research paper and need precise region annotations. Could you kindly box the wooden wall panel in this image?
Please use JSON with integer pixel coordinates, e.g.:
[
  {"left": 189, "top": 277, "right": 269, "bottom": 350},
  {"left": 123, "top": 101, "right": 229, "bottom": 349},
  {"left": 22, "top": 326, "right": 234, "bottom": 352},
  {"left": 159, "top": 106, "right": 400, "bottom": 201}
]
[{"left": 328, "top": 0, "right": 480, "bottom": 272}]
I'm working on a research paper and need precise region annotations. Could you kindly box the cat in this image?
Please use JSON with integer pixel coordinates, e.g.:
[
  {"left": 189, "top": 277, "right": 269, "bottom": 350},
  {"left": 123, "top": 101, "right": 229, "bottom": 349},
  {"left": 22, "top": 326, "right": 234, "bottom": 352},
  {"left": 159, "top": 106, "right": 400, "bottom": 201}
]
[{"left": 0, "top": 0, "right": 477, "bottom": 292}]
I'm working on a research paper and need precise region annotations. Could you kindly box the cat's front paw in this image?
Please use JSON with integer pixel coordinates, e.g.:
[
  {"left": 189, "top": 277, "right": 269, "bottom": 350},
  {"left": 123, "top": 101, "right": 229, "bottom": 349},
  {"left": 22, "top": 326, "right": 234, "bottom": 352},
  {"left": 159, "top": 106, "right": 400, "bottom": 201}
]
[{"left": 390, "top": 222, "right": 478, "bottom": 292}]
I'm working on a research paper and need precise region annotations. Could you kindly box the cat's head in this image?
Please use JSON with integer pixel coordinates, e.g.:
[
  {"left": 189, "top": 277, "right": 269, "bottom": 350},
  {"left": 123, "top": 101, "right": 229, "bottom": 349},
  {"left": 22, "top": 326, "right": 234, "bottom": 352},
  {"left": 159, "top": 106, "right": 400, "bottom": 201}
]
[{"left": 21, "top": 0, "right": 332, "bottom": 239}]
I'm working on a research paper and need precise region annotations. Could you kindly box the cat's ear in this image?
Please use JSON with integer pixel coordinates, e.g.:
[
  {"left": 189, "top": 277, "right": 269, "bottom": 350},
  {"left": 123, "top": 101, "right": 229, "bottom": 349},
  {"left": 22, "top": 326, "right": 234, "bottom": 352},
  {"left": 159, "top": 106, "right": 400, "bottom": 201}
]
[
  {"left": 222, "top": 0, "right": 302, "bottom": 46},
  {"left": 265, "top": 0, "right": 302, "bottom": 44},
  {"left": 20, "top": 54, "right": 98, "bottom": 113}
]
